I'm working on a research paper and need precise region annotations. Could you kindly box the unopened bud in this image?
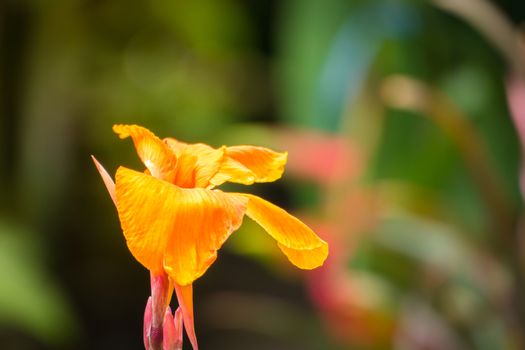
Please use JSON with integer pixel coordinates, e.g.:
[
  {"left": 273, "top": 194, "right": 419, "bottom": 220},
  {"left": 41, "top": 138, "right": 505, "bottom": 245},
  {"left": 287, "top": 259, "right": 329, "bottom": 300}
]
[
  {"left": 143, "top": 297, "right": 152, "bottom": 350},
  {"left": 163, "top": 307, "right": 183, "bottom": 350}
]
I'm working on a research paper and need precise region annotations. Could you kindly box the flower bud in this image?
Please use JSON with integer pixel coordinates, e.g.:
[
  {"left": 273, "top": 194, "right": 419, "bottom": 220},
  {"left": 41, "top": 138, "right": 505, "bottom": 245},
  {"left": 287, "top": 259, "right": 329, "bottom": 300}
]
[{"left": 163, "top": 307, "right": 183, "bottom": 350}]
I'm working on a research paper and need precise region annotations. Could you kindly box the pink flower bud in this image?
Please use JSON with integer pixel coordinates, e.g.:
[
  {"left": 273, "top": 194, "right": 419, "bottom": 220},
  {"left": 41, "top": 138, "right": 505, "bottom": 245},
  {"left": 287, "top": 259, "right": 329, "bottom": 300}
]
[
  {"left": 174, "top": 308, "right": 183, "bottom": 348},
  {"left": 143, "top": 296, "right": 162, "bottom": 350},
  {"left": 163, "top": 307, "right": 184, "bottom": 350},
  {"left": 150, "top": 272, "right": 172, "bottom": 329},
  {"left": 144, "top": 272, "right": 174, "bottom": 350},
  {"left": 143, "top": 297, "right": 152, "bottom": 350}
]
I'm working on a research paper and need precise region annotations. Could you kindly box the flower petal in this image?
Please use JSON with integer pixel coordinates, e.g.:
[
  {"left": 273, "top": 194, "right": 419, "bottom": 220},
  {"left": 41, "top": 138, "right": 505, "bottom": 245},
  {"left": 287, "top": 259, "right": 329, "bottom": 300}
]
[
  {"left": 208, "top": 157, "right": 255, "bottom": 186},
  {"left": 161, "top": 190, "right": 248, "bottom": 285},
  {"left": 169, "top": 141, "right": 225, "bottom": 188},
  {"left": 114, "top": 166, "right": 248, "bottom": 282},
  {"left": 175, "top": 283, "right": 198, "bottom": 350},
  {"left": 188, "top": 144, "right": 225, "bottom": 188},
  {"left": 115, "top": 167, "right": 169, "bottom": 274},
  {"left": 235, "top": 193, "right": 328, "bottom": 269},
  {"left": 163, "top": 137, "right": 188, "bottom": 157},
  {"left": 165, "top": 138, "right": 225, "bottom": 188},
  {"left": 113, "top": 124, "right": 177, "bottom": 182},
  {"left": 210, "top": 146, "right": 287, "bottom": 186},
  {"left": 91, "top": 155, "right": 116, "bottom": 205}
]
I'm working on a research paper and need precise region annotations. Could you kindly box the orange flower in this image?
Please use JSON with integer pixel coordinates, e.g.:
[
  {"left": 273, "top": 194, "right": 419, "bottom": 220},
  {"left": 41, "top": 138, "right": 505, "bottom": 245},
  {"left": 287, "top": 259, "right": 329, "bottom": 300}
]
[{"left": 92, "top": 124, "right": 328, "bottom": 350}]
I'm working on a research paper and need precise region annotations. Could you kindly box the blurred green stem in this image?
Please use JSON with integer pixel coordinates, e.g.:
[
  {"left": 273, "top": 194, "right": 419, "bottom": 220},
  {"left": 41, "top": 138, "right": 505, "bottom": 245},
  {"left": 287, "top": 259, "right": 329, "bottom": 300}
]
[{"left": 427, "top": 89, "right": 517, "bottom": 239}]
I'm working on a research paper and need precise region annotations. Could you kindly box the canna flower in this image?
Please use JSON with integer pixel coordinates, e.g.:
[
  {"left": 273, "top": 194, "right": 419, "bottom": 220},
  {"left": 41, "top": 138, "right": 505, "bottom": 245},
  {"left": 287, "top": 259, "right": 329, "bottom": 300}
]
[{"left": 92, "top": 124, "right": 328, "bottom": 350}]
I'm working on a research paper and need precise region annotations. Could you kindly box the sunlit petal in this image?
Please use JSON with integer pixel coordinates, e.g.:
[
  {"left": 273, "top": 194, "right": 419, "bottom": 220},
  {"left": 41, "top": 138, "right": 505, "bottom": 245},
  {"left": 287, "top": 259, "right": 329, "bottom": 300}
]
[
  {"left": 170, "top": 142, "right": 225, "bottom": 188},
  {"left": 115, "top": 167, "right": 169, "bottom": 273},
  {"left": 164, "top": 137, "right": 188, "bottom": 157},
  {"left": 235, "top": 193, "right": 328, "bottom": 269},
  {"left": 210, "top": 146, "right": 287, "bottom": 186},
  {"left": 113, "top": 124, "right": 177, "bottom": 181},
  {"left": 209, "top": 156, "right": 255, "bottom": 186},
  {"left": 172, "top": 152, "right": 198, "bottom": 188},
  {"left": 115, "top": 166, "right": 248, "bottom": 282},
  {"left": 187, "top": 144, "right": 225, "bottom": 188},
  {"left": 161, "top": 188, "right": 248, "bottom": 285}
]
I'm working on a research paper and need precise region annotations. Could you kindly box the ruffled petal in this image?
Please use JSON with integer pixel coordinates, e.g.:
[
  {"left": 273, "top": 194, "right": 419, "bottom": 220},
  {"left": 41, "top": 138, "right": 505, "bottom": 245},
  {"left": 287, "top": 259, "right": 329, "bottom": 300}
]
[
  {"left": 114, "top": 166, "right": 248, "bottom": 283},
  {"left": 209, "top": 156, "right": 255, "bottom": 186},
  {"left": 164, "top": 139, "right": 287, "bottom": 188},
  {"left": 163, "top": 137, "right": 188, "bottom": 157},
  {"left": 187, "top": 144, "right": 225, "bottom": 188},
  {"left": 162, "top": 188, "right": 248, "bottom": 285},
  {"left": 113, "top": 124, "right": 177, "bottom": 182},
  {"left": 210, "top": 146, "right": 287, "bottom": 186},
  {"left": 169, "top": 142, "right": 225, "bottom": 188},
  {"left": 234, "top": 193, "right": 328, "bottom": 269}
]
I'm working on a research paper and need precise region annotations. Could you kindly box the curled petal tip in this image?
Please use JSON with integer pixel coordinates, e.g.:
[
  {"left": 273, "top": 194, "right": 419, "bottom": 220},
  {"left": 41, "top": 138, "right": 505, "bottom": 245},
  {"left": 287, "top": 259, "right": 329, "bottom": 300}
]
[
  {"left": 112, "top": 124, "right": 132, "bottom": 138},
  {"left": 237, "top": 193, "right": 329, "bottom": 269},
  {"left": 111, "top": 125, "right": 177, "bottom": 181}
]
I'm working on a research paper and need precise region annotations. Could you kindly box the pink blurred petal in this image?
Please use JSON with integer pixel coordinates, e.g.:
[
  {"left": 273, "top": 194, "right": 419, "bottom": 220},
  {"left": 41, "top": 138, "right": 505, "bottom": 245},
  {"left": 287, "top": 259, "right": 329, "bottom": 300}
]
[
  {"left": 506, "top": 75, "right": 525, "bottom": 145},
  {"left": 277, "top": 129, "right": 361, "bottom": 184},
  {"left": 506, "top": 74, "right": 525, "bottom": 198}
]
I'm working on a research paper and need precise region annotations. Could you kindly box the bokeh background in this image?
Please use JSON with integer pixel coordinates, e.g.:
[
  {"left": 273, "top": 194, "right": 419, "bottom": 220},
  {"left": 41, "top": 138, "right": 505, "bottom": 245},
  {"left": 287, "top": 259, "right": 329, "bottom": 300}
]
[{"left": 2, "top": 0, "right": 525, "bottom": 349}]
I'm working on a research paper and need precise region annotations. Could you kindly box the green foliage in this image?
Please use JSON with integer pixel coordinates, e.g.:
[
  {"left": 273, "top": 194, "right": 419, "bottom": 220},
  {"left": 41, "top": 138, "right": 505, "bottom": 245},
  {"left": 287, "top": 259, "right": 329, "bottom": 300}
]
[{"left": 0, "top": 221, "right": 77, "bottom": 346}]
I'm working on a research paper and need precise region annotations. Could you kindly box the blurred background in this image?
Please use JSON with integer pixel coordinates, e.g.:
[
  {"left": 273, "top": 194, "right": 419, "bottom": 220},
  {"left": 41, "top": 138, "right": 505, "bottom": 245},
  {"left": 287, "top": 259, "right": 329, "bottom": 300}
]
[{"left": 2, "top": 0, "right": 525, "bottom": 349}]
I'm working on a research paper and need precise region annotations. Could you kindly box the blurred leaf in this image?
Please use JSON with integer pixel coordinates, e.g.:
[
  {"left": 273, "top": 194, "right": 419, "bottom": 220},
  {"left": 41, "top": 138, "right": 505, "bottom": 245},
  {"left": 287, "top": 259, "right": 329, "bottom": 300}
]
[
  {"left": 371, "top": 212, "right": 511, "bottom": 304},
  {"left": 277, "top": 0, "right": 420, "bottom": 131},
  {"left": 277, "top": 0, "right": 350, "bottom": 130},
  {"left": 0, "top": 220, "right": 78, "bottom": 346}
]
